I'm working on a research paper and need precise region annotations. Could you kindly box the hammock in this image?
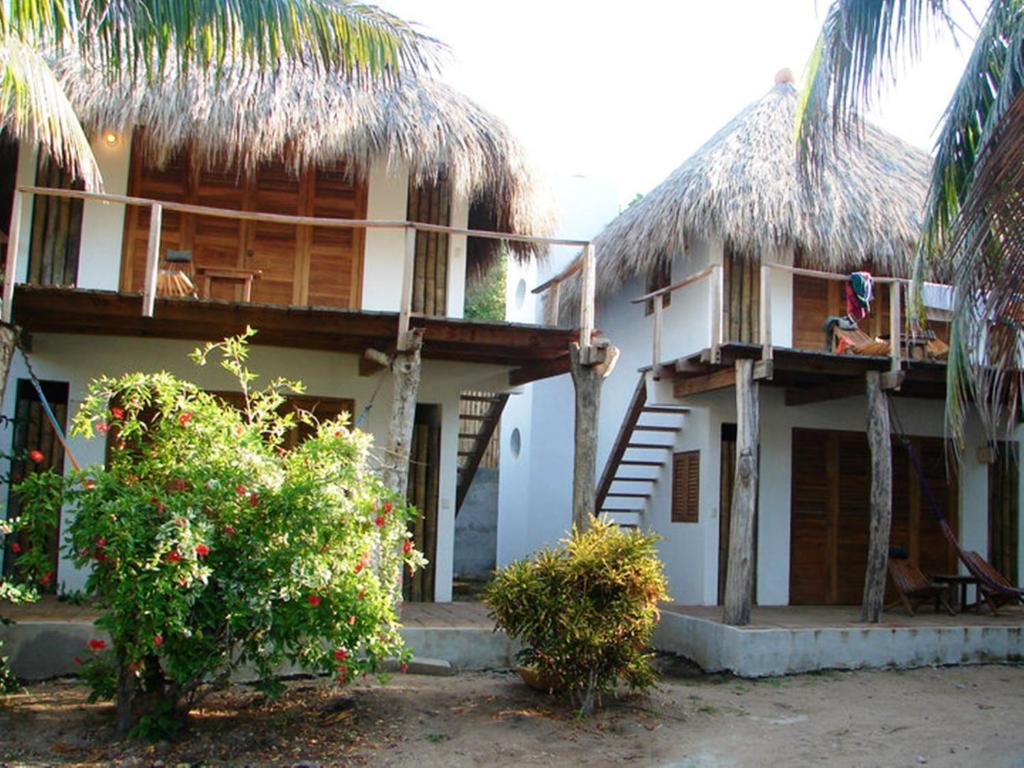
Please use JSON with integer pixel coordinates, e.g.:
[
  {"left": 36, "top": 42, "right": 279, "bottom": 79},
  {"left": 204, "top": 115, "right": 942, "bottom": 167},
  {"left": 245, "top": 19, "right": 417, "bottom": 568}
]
[{"left": 901, "top": 432, "right": 1024, "bottom": 600}]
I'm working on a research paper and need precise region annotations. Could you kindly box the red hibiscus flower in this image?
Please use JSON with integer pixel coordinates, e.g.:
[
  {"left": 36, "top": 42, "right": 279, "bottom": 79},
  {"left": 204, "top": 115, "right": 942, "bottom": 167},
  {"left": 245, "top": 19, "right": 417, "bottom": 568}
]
[
  {"left": 357, "top": 588, "right": 366, "bottom": 601},
  {"left": 348, "top": 614, "right": 356, "bottom": 626},
  {"left": 154, "top": 634, "right": 163, "bottom": 647},
  {"left": 224, "top": 526, "right": 235, "bottom": 538},
  {"left": 402, "top": 539, "right": 413, "bottom": 554},
  {"left": 374, "top": 516, "right": 385, "bottom": 527},
  {"left": 83, "top": 478, "right": 97, "bottom": 490},
  {"left": 195, "top": 544, "right": 210, "bottom": 558},
  {"left": 177, "top": 412, "right": 193, "bottom": 427},
  {"left": 248, "top": 493, "right": 260, "bottom": 507},
  {"left": 10, "top": 542, "right": 20, "bottom": 554},
  {"left": 88, "top": 639, "right": 106, "bottom": 651},
  {"left": 169, "top": 478, "right": 187, "bottom": 492},
  {"left": 166, "top": 550, "right": 182, "bottom": 564},
  {"left": 94, "top": 422, "right": 109, "bottom": 434},
  {"left": 400, "top": 663, "right": 409, "bottom": 674},
  {"left": 73, "top": 656, "right": 83, "bottom": 666},
  {"left": 235, "top": 484, "right": 248, "bottom": 495},
  {"left": 308, "top": 594, "right": 321, "bottom": 607},
  {"left": 336, "top": 665, "right": 348, "bottom": 682},
  {"left": 128, "top": 662, "right": 137, "bottom": 674},
  {"left": 110, "top": 407, "right": 125, "bottom": 420},
  {"left": 383, "top": 502, "right": 393, "bottom": 514},
  {"left": 28, "top": 449, "right": 44, "bottom": 463},
  {"left": 334, "top": 648, "right": 348, "bottom": 662},
  {"left": 39, "top": 570, "right": 53, "bottom": 587},
  {"left": 354, "top": 561, "right": 365, "bottom": 575},
  {"left": 96, "top": 537, "right": 106, "bottom": 548}
]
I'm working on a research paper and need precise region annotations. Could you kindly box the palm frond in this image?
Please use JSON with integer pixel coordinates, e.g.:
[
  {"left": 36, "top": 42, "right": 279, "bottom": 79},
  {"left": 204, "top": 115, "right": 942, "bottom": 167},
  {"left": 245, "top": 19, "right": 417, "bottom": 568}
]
[
  {"left": 5, "top": 1, "right": 442, "bottom": 85},
  {"left": 0, "top": 34, "right": 99, "bottom": 188},
  {"left": 797, "top": 0, "right": 955, "bottom": 177},
  {"left": 941, "top": 85, "right": 1024, "bottom": 451}
]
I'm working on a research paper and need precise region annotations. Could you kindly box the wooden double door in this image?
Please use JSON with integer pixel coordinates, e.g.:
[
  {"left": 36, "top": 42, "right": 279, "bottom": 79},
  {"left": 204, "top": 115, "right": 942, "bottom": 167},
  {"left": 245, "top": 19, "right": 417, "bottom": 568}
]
[{"left": 790, "top": 428, "right": 958, "bottom": 605}]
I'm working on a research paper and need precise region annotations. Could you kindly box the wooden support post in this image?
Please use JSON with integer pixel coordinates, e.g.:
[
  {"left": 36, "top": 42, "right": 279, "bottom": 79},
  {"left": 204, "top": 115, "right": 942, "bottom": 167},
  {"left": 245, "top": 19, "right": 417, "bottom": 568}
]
[
  {"left": 759, "top": 264, "right": 772, "bottom": 361},
  {"left": 397, "top": 226, "right": 416, "bottom": 350},
  {"left": 380, "top": 329, "right": 424, "bottom": 495},
  {"left": 2, "top": 189, "right": 23, "bottom": 325},
  {"left": 142, "top": 203, "right": 162, "bottom": 318},
  {"left": 543, "top": 281, "right": 561, "bottom": 326},
  {"left": 709, "top": 265, "right": 723, "bottom": 363},
  {"left": 569, "top": 339, "right": 619, "bottom": 531},
  {"left": 889, "top": 281, "right": 902, "bottom": 374},
  {"left": 579, "top": 243, "right": 596, "bottom": 348},
  {"left": 723, "top": 358, "right": 759, "bottom": 626},
  {"left": 862, "top": 369, "right": 893, "bottom": 623},
  {"left": 652, "top": 293, "right": 664, "bottom": 368}
]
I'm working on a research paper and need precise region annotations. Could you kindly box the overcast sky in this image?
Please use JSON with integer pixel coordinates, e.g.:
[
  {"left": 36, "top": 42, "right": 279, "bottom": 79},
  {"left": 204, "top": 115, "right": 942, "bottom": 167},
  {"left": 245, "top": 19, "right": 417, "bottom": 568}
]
[{"left": 384, "top": 1, "right": 983, "bottom": 237}]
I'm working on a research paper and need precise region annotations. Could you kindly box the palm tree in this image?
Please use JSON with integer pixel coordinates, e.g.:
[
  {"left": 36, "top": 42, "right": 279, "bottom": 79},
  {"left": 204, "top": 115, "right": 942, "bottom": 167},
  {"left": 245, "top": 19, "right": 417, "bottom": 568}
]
[
  {"left": 0, "top": 0, "right": 438, "bottom": 189},
  {"left": 798, "top": 0, "right": 1024, "bottom": 449}
]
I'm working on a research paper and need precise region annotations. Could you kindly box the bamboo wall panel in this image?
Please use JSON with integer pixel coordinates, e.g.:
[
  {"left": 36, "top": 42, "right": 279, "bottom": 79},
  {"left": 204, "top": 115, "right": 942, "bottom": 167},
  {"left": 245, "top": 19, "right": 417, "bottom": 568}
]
[
  {"left": 28, "top": 156, "right": 83, "bottom": 287},
  {"left": 407, "top": 176, "right": 450, "bottom": 316},
  {"left": 790, "top": 428, "right": 959, "bottom": 605},
  {"left": 404, "top": 421, "right": 440, "bottom": 602},
  {"left": 121, "top": 135, "right": 365, "bottom": 308},
  {"left": 723, "top": 247, "right": 759, "bottom": 343}
]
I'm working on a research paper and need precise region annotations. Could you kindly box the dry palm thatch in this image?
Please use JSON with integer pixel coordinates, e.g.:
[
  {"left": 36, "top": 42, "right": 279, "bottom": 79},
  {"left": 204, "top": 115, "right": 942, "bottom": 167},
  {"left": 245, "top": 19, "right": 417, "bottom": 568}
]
[
  {"left": 56, "top": 55, "right": 551, "bottom": 265},
  {"left": 563, "top": 75, "right": 930, "bottom": 308}
]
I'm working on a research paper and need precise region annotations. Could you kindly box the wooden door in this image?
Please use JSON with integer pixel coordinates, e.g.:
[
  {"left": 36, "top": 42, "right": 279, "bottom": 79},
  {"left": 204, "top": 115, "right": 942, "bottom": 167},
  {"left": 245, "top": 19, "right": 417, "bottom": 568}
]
[
  {"left": 989, "top": 442, "right": 1019, "bottom": 584},
  {"left": 404, "top": 407, "right": 441, "bottom": 602},
  {"left": 245, "top": 162, "right": 300, "bottom": 306},
  {"left": 790, "top": 428, "right": 958, "bottom": 605},
  {"left": 3, "top": 379, "right": 68, "bottom": 590},
  {"left": 718, "top": 424, "right": 736, "bottom": 604},
  {"left": 306, "top": 163, "right": 366, "bottom": 309}
]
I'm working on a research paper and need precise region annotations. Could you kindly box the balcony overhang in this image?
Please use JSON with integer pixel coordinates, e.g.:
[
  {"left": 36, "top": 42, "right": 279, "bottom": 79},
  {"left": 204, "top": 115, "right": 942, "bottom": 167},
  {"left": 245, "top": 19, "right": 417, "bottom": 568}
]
[{"left": 14, "top": 286, "right": 578, "bottom": 384}]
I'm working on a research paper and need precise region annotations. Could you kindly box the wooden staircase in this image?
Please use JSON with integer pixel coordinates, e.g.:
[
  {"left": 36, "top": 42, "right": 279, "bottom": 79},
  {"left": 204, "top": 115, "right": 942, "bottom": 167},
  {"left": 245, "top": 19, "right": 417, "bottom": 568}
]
[
  {"left": 455, "top": 392, "right": 510, "bottom": 515},
  {"left": 595, "top": 373, "right": 688, "bottom": 521}
]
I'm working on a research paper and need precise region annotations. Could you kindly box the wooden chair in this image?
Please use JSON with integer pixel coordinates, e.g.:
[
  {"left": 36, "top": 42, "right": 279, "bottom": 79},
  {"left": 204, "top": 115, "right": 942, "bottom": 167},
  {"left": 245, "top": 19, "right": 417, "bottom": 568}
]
[
  {"left": 157, "top": 249, "right": 197, "bottom": 298},
  {"left": 962, "top": 551, "right": 1023, "bottom": 616},
  {"left": 886, "top": 558, "right": 955, "bottom": 616}
]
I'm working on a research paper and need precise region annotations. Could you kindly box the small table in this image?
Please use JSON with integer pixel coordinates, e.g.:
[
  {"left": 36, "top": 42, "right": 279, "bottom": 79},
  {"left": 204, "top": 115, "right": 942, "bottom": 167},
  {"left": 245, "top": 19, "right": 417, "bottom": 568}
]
[
  {"left": 195, "top": 267, "right": 262, "bottom": 302},
  {"left": 933, "top": 574, "right": 979, "bottom": 613}
]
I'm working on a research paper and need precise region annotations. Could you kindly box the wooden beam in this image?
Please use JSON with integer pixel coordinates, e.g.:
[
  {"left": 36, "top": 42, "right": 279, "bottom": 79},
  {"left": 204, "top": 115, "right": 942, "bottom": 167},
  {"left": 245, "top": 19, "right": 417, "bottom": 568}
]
[
  {"left": 579, "top": 243, "right": 596, "bottom": 349},
  {"left": 723, "top": 358, "right": 759, "bottom": 626},
  {"left": 2, "top": 190, "right": 23, "bottom": 325},
  {"left": 673, "top": 368, "right": 736, "bottom": 398},
  {"left": 862, "top": 370, "right": 893, "bottom": 623},
  {"left": 509, "top": 355, "right": 571, "bottom": 386},
  {"left": 652, "top": 293, "right": 664, "bottom": 368},
  {"left": 889, "top": 281, "right": 903, "bottom": 374},
  {"left": 753, "top": 360, "right": 773, "bottom": 381},
  {"left": 543, "top": 281, "right": 561, "bottom": 326},
  {"left": 709, "top": 265, "right": 723, "bottom": 363},
  {"left": 785, "top": 378, "right": 867, "bottom": 407},
  {"left": 881, "top": 370, "right": 905, "bottom": 391},
  {"left": 759, "top": 264, "right": 772, "bottom": 362},
  {"left": 570, "top": 340, "right": 620, "bottom": 530}
]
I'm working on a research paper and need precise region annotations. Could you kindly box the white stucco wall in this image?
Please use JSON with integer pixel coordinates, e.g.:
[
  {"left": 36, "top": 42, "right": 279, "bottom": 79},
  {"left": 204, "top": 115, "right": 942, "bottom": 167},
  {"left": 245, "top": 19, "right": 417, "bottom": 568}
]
[{"left": 0, "top": 333, "right": 506, "bottom": 601}]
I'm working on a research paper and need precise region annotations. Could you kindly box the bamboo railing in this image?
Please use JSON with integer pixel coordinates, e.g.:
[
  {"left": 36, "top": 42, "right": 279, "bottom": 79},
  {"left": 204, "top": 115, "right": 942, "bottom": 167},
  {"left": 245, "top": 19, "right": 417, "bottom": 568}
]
[{"left": 4, "top": 186, "right": 598, "bottom": 354}]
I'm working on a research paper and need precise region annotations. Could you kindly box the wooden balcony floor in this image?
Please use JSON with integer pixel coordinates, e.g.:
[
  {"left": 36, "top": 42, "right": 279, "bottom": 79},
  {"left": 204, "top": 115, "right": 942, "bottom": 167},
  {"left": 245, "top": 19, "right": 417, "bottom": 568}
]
[{"left": 12, "top": 286, "right": 576, "bottom": 383}]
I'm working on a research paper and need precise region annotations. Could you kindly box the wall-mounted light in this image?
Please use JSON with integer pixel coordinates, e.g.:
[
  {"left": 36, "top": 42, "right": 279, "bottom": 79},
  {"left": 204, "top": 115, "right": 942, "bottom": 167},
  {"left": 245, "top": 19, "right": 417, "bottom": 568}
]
[{"left": 102, "top": 131, "right": 121, "bottom": 148}]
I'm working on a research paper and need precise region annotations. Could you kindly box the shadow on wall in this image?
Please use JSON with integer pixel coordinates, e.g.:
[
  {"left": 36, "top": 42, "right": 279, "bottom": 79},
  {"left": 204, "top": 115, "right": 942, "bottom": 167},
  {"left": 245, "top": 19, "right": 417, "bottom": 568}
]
[{"left": 454, "top": 467, "right": 498, "bottom": 581}]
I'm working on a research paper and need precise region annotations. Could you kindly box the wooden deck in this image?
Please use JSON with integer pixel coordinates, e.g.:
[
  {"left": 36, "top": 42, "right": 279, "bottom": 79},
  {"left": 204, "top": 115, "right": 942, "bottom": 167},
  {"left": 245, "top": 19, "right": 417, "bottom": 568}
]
[{"left": 665, "top": 603, "right": 1024, "bottom": 630}]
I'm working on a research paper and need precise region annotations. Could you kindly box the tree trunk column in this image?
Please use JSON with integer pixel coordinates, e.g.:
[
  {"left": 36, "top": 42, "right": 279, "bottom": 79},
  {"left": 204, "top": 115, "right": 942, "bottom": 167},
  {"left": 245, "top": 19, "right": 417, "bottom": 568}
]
[
  {"left": 861, "top": 370, "right": 893, "bottom": 623},
  {"left": 723, "top": 358, "right": 759, "bottom": 626},
  {"left": 569, "top": 341, "right": 619, "bottom": 531},
  {"left": 380, "top": 330, "right": 424, "bottom": 495}
]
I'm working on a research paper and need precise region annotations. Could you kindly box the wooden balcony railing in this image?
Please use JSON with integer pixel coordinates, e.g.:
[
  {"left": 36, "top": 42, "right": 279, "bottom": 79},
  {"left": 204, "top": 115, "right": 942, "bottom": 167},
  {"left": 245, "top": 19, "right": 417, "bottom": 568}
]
[{"left": 4, "top": 186, "right": 597, "bottom": 354}]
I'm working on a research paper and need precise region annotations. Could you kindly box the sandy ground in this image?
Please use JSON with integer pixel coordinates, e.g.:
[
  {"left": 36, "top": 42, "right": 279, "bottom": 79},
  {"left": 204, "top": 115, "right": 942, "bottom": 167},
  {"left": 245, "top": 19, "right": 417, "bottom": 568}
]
[{"left": 2, "top": 661, "right": 1024, "bottom": 767}]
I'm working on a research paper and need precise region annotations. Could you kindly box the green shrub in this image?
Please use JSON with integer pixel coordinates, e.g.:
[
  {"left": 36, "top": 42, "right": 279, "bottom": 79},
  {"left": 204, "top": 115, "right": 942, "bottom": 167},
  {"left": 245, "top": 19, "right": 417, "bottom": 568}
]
[
  {"left": 484, "top": 520, "right": 668, "bottom": 715},
  {"left": 15, "top": 330, "right": 424, "bottom": 737}
]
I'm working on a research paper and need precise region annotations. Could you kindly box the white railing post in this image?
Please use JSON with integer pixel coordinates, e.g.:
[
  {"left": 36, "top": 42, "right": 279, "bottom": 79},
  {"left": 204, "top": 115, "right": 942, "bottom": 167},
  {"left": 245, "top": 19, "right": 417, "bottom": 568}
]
[
  {"left": 142, "top": 203, "right": 163, "bottom": 318},
  {"left": 760, "top": 264, "right": 773, "bottom": 361},
  {"left": 2, "top": 190, "right": 24, "bottom": 325},
  {"left": 652, "top": 292, "right": 664, "bottom": 369},
  {"left": 889, "top": 280, "right": 902, "bottom": 373},
  {"left": 398, "top": 225, "right": 416, "bottom": 350},
  {"left": 580, "top": 243, "right": 596, "bottom": 349}
]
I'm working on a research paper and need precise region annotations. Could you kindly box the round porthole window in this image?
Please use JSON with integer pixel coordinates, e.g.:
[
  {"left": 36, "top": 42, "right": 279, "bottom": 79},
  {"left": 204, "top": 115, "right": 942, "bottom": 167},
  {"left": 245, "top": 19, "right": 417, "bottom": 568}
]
[
  {"left": 514, "top": 278, "right": 527, "bottom": 309},
  {"left": 510, "top": 427, "right": 522, "bottom": 458}
]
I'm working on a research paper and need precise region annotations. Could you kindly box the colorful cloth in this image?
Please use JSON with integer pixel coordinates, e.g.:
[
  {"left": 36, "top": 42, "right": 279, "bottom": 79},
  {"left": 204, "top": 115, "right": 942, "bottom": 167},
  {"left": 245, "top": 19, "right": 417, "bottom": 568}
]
[{"left": 846, "top": 271, "right": 873, "bottom": 321}]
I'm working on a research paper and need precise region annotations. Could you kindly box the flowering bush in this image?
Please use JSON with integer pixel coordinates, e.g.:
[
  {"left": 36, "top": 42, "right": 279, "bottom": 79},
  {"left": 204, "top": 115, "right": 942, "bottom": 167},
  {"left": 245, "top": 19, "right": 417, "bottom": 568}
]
[
  {"left": 16, "top": 330, "right": 424, "bottom": 736},
  {"left": 484, "top": 520, "right": 668, "bottom": 716}
]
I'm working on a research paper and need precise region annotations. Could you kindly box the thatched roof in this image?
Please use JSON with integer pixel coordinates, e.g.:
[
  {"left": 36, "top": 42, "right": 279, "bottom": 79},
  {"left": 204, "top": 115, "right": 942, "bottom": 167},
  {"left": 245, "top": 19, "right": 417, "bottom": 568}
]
[
  {"left": 572, "top": 74, "right": 931, "bottom": 302},
  {"left": 57, "top": 57, "right": 550, "bottom": 263}
]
